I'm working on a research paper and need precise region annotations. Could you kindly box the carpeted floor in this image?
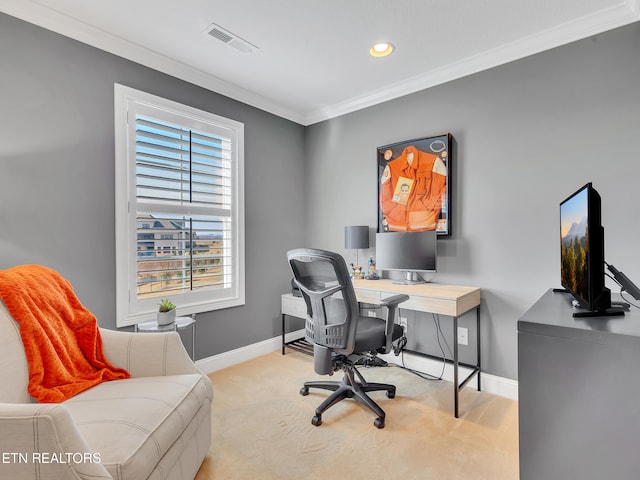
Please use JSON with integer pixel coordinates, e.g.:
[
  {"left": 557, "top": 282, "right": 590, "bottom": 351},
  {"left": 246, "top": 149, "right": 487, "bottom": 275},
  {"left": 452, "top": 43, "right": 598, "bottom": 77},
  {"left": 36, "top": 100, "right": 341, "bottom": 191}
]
[{"left": 195, "top": 351, "right": 519, "bottom": 480}]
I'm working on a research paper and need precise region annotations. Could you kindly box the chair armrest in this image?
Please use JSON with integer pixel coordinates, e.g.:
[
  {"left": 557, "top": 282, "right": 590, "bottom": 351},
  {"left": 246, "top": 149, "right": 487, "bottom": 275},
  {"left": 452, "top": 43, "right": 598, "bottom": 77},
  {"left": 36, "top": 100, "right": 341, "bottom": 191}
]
[
  {"left": 379, "top": 294, "right": 410, "bottom": 308},
  {"left": 100, "top": 328, "right": 202, "bottom": 377},
  {"left": 379, "top": 294, "right": 409, "bottom": 354},
  {"left": 0, "top": 403, "right": 112, "bottom": 479}
]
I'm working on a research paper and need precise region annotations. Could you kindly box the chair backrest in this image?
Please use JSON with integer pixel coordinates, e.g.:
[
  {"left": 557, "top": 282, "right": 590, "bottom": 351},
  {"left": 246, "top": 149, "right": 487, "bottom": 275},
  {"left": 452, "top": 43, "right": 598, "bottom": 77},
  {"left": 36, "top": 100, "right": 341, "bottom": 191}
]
[{"left": 287, "top": 248, "right": 360, "bottom": 357}]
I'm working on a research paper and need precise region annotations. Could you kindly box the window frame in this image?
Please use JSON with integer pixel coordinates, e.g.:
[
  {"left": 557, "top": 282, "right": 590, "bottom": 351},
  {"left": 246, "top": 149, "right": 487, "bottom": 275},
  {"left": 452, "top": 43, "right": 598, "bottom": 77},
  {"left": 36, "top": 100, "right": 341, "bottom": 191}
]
[{"left": 114, "top": 84, "right": 245, "bottom": 328}]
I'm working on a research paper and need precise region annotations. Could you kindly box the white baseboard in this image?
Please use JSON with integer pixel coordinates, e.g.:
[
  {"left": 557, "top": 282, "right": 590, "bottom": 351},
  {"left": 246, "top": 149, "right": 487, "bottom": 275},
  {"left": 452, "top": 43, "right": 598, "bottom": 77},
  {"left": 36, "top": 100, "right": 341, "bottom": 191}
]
[
  {"left": 378, "top": 351, "right": 518, "bottom": 401},
  {"left": 196, "top": 330, "right": 518, "bottom": 401},
  {"left": 482, "top": 371, "right": 519, "bottom": 401},
  {"left": 196, "top": 330, "right": 304, "bottom": 374}
]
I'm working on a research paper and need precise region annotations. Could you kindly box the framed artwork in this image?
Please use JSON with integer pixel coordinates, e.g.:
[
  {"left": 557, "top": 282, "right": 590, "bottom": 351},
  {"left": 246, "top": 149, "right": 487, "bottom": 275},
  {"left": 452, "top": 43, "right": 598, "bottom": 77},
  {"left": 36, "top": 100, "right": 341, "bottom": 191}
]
[{"left": 377, "top": 133, "right": 452, "bottom": 236}]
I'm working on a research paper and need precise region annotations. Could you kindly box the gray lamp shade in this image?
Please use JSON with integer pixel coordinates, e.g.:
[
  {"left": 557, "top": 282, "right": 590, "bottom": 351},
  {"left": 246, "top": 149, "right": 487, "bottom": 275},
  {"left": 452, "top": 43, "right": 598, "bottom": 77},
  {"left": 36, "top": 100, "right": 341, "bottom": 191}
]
[{"left": 344, "top": 226, "right": 369, "bottom": 249}]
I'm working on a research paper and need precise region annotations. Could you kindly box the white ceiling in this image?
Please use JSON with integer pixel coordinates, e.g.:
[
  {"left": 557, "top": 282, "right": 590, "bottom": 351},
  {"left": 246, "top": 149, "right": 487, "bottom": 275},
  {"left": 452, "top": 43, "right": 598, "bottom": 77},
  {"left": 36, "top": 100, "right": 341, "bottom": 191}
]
[{"left": 1, "top": 0, "right": 639, "bottom": 125}]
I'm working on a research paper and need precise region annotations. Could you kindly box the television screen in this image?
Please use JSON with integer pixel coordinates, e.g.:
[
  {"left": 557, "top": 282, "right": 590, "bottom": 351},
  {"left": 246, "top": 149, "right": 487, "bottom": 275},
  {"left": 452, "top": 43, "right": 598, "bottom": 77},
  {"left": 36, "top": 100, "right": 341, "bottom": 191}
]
[
  {"left": 560, "top": 185, "right": 591, "bottom": 305},
  {"left": 560, "top": 182, "right": 619, "bottom": 317}
]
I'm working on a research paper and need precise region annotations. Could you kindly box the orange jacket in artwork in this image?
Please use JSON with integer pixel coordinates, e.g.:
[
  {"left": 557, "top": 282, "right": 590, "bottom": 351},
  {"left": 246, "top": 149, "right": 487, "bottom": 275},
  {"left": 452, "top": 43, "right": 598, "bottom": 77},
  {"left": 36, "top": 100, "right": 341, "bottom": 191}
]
[{"left": 380, "top": 145, "right": 447, "bottom": 231}]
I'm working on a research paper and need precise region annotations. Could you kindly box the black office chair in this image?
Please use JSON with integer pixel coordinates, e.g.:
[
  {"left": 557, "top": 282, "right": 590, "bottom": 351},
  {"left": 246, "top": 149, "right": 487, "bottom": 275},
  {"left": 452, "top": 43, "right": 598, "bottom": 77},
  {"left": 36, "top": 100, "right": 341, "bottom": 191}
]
[{"left": 287, "top": 248, "right": 408, "bottom": 428}]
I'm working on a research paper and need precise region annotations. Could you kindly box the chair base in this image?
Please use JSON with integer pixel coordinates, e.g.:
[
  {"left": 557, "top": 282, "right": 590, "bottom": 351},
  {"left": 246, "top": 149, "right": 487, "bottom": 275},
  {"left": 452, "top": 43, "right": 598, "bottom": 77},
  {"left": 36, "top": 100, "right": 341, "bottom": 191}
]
[
  {"left": 354, "top": 354, "right": 388, "bottom": 367},
  {"left": 300, "top": 364, "right": 395, "bottom": 428}
]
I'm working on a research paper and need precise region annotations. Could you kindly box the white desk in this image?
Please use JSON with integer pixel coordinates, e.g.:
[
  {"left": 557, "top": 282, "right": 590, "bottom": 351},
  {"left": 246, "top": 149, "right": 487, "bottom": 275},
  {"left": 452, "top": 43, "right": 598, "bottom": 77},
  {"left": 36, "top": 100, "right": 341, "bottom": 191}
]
[{"left": 282, "top": 279, "right": 481, "bottom": 418}]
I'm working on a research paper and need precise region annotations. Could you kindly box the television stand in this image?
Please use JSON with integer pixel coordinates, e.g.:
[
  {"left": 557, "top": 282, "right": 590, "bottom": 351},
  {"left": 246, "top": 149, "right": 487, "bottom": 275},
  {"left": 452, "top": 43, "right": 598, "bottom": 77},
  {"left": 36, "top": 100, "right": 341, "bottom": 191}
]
[
  {"left": 572, "top": 307, "right": 625, "bottom": 318},
  {"left": 553, "top": 287, "right": 626, "bottom": 317},
  {"left": 611, "top": 300, "right": 631, "bottom": 310},
  {"left": 518, "top": 289, "right": 640, "bottom": 479}
]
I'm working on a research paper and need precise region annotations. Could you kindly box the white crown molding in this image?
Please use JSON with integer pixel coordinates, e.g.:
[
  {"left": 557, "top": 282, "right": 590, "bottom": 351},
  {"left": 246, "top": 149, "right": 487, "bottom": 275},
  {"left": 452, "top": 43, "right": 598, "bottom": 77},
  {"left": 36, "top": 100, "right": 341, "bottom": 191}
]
[
  {"left": 2, "top": 0, "right": 639, "bottom": 126},
  {"left": 303, "top": 0, "right": 640, "bottom": 125},
  {"left": 0, "top": 0, "right": 306, "bottom": 125}
]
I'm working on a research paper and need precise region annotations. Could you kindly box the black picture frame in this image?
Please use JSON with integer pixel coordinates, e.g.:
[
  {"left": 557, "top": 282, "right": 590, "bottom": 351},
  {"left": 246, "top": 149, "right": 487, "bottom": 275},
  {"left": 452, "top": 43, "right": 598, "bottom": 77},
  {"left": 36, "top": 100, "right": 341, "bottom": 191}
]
[{"left": 377, "top": 133, "right": 452, "bottom": 236}]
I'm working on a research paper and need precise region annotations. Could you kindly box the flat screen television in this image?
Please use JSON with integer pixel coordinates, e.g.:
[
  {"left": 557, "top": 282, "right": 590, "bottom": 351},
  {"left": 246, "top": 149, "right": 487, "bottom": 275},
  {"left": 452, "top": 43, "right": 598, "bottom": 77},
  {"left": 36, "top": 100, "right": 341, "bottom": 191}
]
[
  {"left": 375, "top": 230, "right": 436, "bottom": 284},
  {"left": 560, "top": 182, "right": 622, "bottom": 317}
]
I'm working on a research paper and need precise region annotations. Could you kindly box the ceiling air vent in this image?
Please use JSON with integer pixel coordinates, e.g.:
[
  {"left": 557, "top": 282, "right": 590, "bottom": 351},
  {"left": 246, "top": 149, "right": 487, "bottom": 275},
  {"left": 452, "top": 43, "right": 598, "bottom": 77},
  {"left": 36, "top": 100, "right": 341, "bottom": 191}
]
[{"left": 206, "top": 23, "right": 258, "bottom": 54}]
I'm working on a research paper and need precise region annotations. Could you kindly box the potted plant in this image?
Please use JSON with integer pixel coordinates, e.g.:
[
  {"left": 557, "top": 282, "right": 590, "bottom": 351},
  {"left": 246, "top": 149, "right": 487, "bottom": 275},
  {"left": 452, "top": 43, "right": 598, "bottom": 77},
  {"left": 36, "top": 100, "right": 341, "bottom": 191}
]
[{"left": 157, "top": 298, "right": 176, "bottom": 326}]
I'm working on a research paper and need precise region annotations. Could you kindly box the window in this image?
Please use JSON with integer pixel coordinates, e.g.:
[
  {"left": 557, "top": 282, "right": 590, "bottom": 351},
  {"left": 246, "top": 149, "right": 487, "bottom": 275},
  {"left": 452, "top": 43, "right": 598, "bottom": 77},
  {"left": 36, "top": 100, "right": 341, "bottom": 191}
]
[{"left": 115, "top": 85, "right": 245, "bottom": 327}]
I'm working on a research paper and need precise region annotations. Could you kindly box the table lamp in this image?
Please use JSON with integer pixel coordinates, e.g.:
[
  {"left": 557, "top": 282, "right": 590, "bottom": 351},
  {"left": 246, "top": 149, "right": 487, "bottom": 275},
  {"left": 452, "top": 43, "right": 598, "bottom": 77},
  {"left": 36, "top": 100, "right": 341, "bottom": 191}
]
[{"left": 344, "top": 225, "right": 369, "bottom": 278}]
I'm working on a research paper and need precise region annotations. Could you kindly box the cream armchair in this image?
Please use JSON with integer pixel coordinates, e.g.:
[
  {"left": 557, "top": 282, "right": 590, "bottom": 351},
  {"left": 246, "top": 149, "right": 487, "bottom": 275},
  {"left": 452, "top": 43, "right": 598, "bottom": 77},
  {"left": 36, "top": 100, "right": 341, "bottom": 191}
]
[{"left": 0, "top": 303, "right": 213, "bottom": 480}]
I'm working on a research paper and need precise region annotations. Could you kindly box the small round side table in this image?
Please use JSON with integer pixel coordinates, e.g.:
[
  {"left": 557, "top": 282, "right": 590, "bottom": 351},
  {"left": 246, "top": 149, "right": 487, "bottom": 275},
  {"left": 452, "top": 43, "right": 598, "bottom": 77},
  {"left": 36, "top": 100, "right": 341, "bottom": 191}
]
[{"left": 134, "top": 316, "right": 196, "bottom": 360}]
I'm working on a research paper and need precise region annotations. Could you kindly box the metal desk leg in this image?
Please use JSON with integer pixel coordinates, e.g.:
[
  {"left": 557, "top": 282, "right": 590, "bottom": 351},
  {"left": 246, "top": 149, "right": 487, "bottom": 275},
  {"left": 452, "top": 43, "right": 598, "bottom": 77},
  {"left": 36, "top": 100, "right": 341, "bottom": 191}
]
[
  {"left": 281, "top": 314, "right": 285, "bottom": 355},
  {"left": 476, "top": 306, "right": 481, "bottom": 392},
  {"left": 453, "top": 315, "right": 459, "bottom": 418},
  {"left": 453, "top": 306, "right": 482, "bottom": 418}
]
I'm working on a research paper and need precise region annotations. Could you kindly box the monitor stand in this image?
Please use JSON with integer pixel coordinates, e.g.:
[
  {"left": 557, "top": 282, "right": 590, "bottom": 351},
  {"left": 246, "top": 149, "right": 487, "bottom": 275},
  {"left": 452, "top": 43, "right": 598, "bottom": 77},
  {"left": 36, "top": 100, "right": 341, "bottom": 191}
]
[{"left": 393, "top": 271, "right": 426, "bottom": 285}]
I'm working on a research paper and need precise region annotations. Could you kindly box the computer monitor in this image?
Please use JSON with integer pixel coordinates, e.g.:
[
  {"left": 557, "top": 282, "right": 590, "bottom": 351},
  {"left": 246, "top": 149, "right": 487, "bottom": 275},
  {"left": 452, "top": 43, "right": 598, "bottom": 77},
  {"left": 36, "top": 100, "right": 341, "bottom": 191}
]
[{"left": 375, "top": 230, "right": 436, "bottom": 284}]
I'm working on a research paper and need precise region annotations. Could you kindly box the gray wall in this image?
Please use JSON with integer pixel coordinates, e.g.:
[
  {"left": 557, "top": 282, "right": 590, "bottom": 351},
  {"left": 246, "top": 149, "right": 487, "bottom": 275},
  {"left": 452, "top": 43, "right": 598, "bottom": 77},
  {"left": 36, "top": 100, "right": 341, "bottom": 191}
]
[
  {"left": 0, "top": 13, "right": 306, "bottom": 360},
  {"left": 2, "top": 11, "right": 639, "bottom": 379},
  {"left": 305, "top": 22, "right": 640, "bottom": 380}
]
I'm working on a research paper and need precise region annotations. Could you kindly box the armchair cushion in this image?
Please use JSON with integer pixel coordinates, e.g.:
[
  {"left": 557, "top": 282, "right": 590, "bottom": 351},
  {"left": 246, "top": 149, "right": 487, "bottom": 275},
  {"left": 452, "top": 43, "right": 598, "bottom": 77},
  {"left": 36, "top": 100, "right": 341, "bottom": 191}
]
[{"left": 65, "top": 373, "right": 212, "bottom": 480}]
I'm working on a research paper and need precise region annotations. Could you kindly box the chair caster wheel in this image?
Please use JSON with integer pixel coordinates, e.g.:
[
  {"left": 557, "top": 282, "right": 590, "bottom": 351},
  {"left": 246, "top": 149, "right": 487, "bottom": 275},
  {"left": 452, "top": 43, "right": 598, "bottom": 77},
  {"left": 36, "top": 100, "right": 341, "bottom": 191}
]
[
  {"left": 300, "top": 386, "right": 309, "bottom": 396},
  {"left": 374, "top": 417, "right": 385, "bottom": 429},
  {"left": 311, "top": 415, "right": 322, "bottom": 426},
  {"left": 386, "top": 390, "right": 396, "bottom": 399}
]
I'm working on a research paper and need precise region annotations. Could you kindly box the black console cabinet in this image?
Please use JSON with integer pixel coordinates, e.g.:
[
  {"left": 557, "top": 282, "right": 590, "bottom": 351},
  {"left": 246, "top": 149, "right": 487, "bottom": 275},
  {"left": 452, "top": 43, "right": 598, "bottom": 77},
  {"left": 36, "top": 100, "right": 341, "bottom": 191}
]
[{"left": 518, "top": 289, "right": 640, "bottom": 480}]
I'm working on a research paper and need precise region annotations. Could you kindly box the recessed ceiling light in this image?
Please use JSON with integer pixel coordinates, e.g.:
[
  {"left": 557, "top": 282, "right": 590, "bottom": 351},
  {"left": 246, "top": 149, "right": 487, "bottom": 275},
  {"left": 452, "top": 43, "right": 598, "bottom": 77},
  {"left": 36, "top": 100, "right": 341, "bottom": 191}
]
[{"left": 370, "top": 43, "right": 394, "bottom": 57}]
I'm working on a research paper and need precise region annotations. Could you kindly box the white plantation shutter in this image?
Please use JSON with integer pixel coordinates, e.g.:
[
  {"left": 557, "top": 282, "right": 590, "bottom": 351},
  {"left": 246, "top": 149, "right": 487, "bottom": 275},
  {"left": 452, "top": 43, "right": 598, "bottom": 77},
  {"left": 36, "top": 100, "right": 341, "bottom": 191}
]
[{"left": 115, "top": 85, "right": 245, "bottom": 327}]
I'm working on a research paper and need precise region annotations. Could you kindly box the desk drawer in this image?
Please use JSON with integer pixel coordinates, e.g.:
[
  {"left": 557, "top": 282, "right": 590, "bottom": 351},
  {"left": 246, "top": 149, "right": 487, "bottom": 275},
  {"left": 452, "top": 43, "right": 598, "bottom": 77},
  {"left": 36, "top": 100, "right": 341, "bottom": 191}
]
[
  {"left": 281, "top": 294, "right": 307, "bottom": 319},
  {"left": 402, "top": 296, "right": 456, "bottom": 316}
]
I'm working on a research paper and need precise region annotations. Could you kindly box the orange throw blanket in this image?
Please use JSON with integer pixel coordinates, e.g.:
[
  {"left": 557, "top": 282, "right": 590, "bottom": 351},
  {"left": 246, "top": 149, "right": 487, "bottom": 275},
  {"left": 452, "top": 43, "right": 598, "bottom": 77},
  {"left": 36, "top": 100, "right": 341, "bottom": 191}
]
[{"left": 0, "top": 264, "right": 130, "bottom": 403}]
